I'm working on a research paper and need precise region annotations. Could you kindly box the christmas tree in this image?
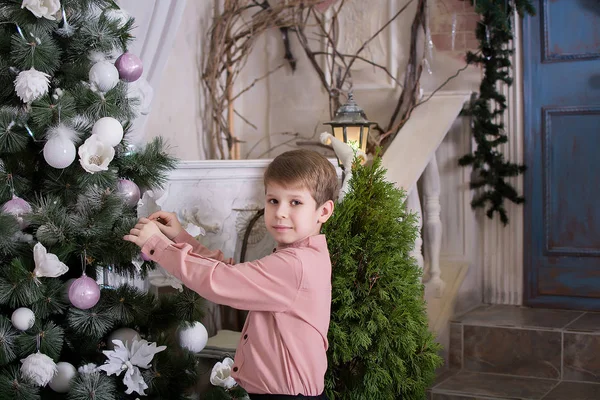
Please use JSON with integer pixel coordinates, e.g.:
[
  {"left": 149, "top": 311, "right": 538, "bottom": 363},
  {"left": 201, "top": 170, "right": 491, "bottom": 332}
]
[
  {"left": 0, "top": 1, "right": 206, "bottom": 398},
  {"left": 323, "top": 157, "right": 443, "bottom": 399}
]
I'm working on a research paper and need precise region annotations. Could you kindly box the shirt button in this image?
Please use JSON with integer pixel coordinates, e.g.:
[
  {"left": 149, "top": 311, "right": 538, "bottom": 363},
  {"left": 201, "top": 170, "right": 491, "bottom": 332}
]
[
  {"left": 243, "top": 334, "right": 248, "bottom": 340},
  {"left": 233, "top": 367, "right": 238, "bottom": 372},
  {"left": 149, "top": 250, "right": 154, "bottom": 255}
]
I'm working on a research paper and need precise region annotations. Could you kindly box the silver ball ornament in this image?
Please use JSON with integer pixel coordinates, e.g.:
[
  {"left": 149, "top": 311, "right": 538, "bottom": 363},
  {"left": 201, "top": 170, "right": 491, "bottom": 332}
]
[
  {"left": 117, "top": 179, "right": 140, "bottom": 207},
  {"left": 106, "top": 327, "right": 141, "bottom": 350},
  {"left": 89, "top": 61, "right": 120, "bottom": 92},
  {"left": 48, "top": 362, "right": 76, "bottom": 393},
  {"left": 11, "top": 307, "right": 35, "bottom": 331}
]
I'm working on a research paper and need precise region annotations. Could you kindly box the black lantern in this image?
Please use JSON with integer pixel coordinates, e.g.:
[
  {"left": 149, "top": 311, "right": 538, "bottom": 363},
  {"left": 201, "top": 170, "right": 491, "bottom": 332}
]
[{"left": 324, "top": 92, "right": 373, "bottom": 156}]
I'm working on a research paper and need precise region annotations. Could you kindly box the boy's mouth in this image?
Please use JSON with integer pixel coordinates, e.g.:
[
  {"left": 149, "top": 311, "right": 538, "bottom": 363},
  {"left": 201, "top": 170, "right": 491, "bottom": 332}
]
[{"left": 273, "top": 225, "right": 292, "bottom": 232}]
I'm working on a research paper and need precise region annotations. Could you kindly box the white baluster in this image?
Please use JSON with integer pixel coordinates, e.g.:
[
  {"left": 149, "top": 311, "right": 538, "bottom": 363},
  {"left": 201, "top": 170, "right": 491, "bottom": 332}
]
[
  {"left": 406, "top": 187, "right": 424, "bottom": 279},
  {"left": 422, "top": 154, "right": 445, "bottom": 297}
]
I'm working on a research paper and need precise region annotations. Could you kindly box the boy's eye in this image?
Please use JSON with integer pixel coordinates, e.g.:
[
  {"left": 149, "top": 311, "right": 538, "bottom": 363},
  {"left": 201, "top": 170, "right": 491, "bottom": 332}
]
[
  {"left": 268, "top": 199, "right": 278, "bottom": 204},
  {"left": 291, "top": 200, "right": 302, "bottom": 206}
]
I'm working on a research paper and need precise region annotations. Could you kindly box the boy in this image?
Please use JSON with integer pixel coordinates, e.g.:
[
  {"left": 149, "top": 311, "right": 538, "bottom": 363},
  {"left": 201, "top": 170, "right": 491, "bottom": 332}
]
[{"left": 124, "top": 149, "right": 339, "bottom": 399}]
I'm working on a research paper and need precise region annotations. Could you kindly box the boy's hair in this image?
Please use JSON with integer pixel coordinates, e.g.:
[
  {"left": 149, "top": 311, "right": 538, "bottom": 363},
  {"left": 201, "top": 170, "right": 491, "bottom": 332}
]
[{"left": 264, "top": 149, "right": 339, "bottom": 206}]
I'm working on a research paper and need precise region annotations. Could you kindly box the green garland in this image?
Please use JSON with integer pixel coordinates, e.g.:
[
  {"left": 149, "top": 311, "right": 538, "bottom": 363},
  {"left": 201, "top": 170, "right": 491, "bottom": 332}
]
[{"left": 459, "top": 0, "right": 535, "bottom": 225}]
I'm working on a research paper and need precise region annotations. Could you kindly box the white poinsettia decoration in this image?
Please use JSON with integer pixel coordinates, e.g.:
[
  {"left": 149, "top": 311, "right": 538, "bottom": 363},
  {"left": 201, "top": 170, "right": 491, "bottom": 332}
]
[
  {"left": 210, "top": 357, "right": 237, "bottom": 389},
  {"left": 14, "top": 67, "right": 51, "bottom": 103},
  {"left": 78, "top": 135, "right": 115, "bottom": 174},
  {"left": 21, "top": 0, "right": 60, "bottom": 20},
  {"left": 98, "top": 339, "right": 166, "bottom": 395},
  {"left": 33, "top": 242, "right": 69, "bottom": 279}
]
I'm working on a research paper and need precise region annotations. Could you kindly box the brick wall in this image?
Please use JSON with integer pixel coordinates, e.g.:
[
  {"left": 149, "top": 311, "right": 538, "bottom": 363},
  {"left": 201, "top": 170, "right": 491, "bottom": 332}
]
[{"left": 430, "top": 0, "right": 480, "bottom": 58}]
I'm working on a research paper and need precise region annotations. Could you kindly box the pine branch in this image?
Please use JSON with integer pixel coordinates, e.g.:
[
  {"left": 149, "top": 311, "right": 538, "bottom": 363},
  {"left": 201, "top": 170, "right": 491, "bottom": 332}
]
[
  {"left": 0, "top": 365, "right": 39, "bottom": 400},
  {"left": 0, "top": 258, "right": 44, "bottom": 308},
  {"left": 16, "top": 320, "right": 64, "bottom": 360},
  {"left": 0, "top": 316, "right": 18, "bottom": 365},
  {"left": 30, "top": 278, "right": 69, "bottom": 319},
  {"left": 67, "top": 304, "right": 114, "bottom": 339},
  {"left": 114, "top": 136, "right": 177, "bottom": 189},
  {"left": 99, "top": 285, "right": 154, "bottom": 326},
  {"left": 68, "top": 371, "right": 118, "bottom": 400},
  {"left": 0, "top": 213, "right": 21, "bottom": 256}
]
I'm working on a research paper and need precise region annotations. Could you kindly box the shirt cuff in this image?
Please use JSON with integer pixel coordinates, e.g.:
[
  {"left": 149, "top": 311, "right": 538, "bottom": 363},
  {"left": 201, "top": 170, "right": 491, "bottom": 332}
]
[
  {"left": 173, "top": 229, "right": 194, "bottom": 244},
  {"left": 141, "top": 234, "right": 172, "bottom": 262}
]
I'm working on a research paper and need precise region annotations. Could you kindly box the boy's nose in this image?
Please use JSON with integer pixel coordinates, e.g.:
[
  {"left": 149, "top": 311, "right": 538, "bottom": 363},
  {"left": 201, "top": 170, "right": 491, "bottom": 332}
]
[{"left": 275, "top": 205, "right": 288, "bottom": 218}]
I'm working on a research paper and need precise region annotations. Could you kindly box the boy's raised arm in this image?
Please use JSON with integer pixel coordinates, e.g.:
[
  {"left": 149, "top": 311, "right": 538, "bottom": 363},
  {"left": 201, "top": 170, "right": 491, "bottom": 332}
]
[
  {"left": 142, "top": 236, "right": 301, "bottom": 312},
  {"left": 171, "top": 229, "right": 233, "bottom": 263}
]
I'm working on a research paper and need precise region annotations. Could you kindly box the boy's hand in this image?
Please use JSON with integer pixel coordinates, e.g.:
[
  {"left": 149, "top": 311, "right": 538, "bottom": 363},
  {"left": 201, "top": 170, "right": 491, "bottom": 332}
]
[
  {"left": 123, "top": 218, "right": 167, "bottom": 248},
  {"left": 147, "top": 211, "right": 183, "bottom": 240}
]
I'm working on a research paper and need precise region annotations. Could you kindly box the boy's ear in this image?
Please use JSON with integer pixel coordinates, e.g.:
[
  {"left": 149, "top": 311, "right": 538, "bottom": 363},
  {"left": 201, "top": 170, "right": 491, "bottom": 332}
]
[{"left": 317, "top": 200, "right": 335, "bottom": 223}]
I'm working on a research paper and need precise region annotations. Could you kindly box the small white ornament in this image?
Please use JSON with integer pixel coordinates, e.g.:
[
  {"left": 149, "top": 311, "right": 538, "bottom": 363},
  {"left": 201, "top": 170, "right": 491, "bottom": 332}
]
[
  {"left": 21, "top": 0, "right": 60, "bottom": 20},
  {"left": 98, "top": 339, "right": 166, "bottom": 395},
  {"left": 43, "top": 136, "right": 76, "bottom": 169},
  {"left": 210, "top": 357, "right": 237, "bottom": 389},
  {"left": 91, "top": 117, "right": 123, "bottom": 147},
  {"left": 106, "top": 327, "right": 141, "bottom": 350},
  {"left": 14, "top": 67, "right": 50, "bottom": 103},
  {"left": 33, "top": 242, "right": 69, "bottom": 279},
  {"left": 89, "top": 61, "right": 119, "bottom": 92},
  {"left": 178, "top": 322, "right": 208, "bottom": 353},
  {"left": 20, "top": 351, "right": 57, "bottom": 386},
  {"left": 78, "top": 135, "right": 115, "bottom": 174},
  {"left": 48, "top": 361, "right": 76, "bottom": 393},
  {"left": 78, "top": 363, "right": 98, "bottom": 374},
  {"left": 11, "top": 307, "right": 35, "bottom": 331}
]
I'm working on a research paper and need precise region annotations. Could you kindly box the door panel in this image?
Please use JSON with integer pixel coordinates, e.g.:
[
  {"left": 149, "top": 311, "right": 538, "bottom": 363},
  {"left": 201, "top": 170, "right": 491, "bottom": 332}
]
[{"left": 523, "top": 0, "right": 600, "bottom": 309}]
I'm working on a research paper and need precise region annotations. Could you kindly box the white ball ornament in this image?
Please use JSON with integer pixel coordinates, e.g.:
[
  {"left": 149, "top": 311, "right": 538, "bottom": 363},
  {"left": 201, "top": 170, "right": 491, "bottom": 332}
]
[
  {"left": 106, "top": 327, "right": 141, "bottom": 350},
  {"left": 48, "top": 362, "right": 77, "bottom": 393},
  {"left": 20, "top": 352, "right": 57, "bottom": 386},
  {"left": 43, "top": 136, "right": 76, "bottom": 169},
  {"left": 11, "top": 307, "right": 35, "bottom": 331},
  {"left": 89, "top": 61, "right": 119, "bottom": 92},
  {"left": 178, "top": 322, "right": 208, "bottom": 353},
  {"left": 91, "top": 117, "right": 124, "bottom": 147}
]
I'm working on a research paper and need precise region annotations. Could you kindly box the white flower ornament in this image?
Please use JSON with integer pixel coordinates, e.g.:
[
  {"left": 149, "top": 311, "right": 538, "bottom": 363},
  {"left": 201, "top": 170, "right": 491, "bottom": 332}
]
[
  {"left": 33, "top": 242, "right": 69, "bottom": 279},
  {"left": 78, "top": 135, "right": 115, "bottom": 174},
  {"left": 210, "top": 357, "right": 237, "bottom": 389},
  {"left": 14, "top": 68, "right": 50, "bottom": 103},
  {"left": 21, "top": 0, "right": 60, "bottom": 20}
]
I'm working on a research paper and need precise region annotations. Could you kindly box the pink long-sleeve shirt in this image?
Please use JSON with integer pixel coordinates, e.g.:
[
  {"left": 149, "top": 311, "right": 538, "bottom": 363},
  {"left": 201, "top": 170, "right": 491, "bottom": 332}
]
[{"left": 141, "top": 230, "right": 332, "bottom": 395}]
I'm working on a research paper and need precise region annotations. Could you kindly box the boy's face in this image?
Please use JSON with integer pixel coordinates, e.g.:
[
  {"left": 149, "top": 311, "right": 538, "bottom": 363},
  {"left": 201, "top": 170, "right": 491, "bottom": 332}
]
[{"left": 264, "top": 182, "right": 334, "bottom": 246}]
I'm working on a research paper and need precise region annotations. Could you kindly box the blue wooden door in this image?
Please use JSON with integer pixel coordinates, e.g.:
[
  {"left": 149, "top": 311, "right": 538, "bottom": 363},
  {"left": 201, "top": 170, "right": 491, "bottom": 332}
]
[{"left": 523, "top": 0, "right": 600, "bottom": 310}]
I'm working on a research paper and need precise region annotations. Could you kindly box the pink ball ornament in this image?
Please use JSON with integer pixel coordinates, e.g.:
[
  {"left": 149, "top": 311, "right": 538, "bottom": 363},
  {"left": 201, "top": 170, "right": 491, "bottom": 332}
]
[
  {"left": 114, "top": 52, "right": 143, "bottom": 82},
  {"left": 117, "top": 179, "right": 140, "bottom": 207},
  {"left": 68, "top": 275, "right": 101, "bottom": 310},
  {"left": 2, "top": 195, "right": 32, "bottom": 229}
]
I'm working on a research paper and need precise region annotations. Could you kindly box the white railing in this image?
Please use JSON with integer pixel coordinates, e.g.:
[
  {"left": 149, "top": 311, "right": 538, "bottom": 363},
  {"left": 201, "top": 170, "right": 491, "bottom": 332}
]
[{"left": 382, "top": 92, "right": 471, "bottom": 297}]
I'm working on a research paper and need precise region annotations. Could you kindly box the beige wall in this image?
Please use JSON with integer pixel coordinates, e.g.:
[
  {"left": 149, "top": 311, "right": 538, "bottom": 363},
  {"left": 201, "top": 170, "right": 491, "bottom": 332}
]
[{"left": 146, "top": 0, "right": 481, "bottom": 161}]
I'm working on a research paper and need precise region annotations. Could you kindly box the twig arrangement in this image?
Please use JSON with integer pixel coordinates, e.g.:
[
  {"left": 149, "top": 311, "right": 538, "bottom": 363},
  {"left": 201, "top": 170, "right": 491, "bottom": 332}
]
[{"left": 202, "top": 0, "right": 428, "bottom": 159}]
